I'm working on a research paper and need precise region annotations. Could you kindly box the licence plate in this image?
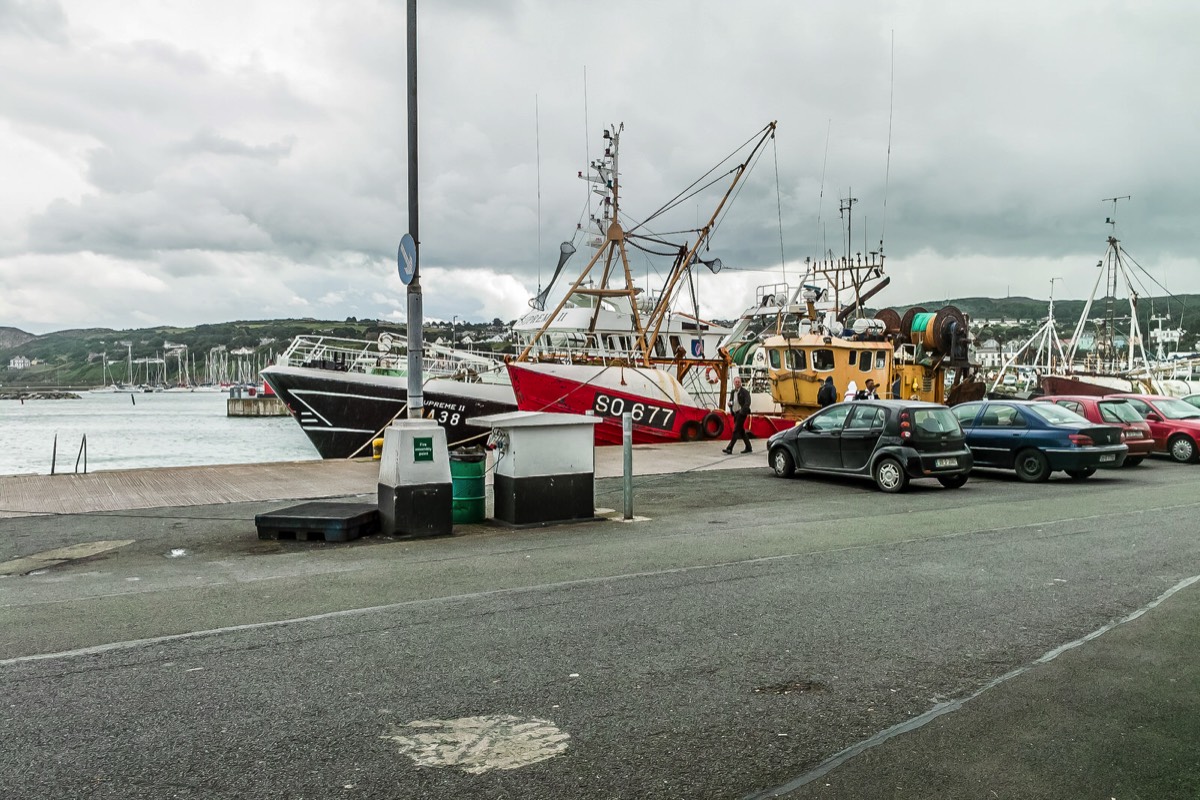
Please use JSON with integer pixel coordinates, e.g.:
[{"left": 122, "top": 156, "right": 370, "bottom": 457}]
[
  {"left": 1099, "top": 454, "right": 1116, "bottom": 462},
  {"left": 935, "top": 457, "right": 957, "bottom": 468}
]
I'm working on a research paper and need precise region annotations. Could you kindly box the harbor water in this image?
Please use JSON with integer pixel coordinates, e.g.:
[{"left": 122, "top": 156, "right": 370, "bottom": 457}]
[{"left": 0, "top": 391, "right": 319, "bottom": 477}]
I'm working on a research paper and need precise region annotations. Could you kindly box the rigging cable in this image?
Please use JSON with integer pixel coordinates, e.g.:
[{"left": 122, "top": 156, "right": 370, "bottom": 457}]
[
  {"left": 628, "top": 124, "right": 769, "bottom": 234},
  {"left": 709, "top": 130, "right": 772, "bottom": 244}
]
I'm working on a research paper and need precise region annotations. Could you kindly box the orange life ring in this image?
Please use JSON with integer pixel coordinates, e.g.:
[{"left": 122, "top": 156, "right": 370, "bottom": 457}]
[{"left": 705, "top": 366, "right": 720, "bottom": 384}]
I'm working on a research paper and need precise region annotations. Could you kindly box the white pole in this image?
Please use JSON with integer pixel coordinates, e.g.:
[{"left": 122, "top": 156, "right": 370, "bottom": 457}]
[{"left": 622, "top": 412, "right": 633, "bottom": 520}]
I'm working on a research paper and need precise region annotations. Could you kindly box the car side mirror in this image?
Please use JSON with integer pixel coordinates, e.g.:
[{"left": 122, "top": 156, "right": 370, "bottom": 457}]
[{"left": 1147, "top": 413, "right": 1163, "bottom": 422}]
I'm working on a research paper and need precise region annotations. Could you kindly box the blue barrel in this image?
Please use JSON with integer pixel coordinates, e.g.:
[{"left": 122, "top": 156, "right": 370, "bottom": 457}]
[{"left": 450, "top": 451, "right": 486, "bottom": 524}]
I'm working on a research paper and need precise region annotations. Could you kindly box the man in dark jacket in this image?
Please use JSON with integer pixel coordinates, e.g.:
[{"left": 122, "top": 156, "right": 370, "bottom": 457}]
[
  {"left": 817, "top": 376, "right": 836, "bottom": 407},
  {"left": 722, "top": 376, "right": 753, "bottom": 454}
]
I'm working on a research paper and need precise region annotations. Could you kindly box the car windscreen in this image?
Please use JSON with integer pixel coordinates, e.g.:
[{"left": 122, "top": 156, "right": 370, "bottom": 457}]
[
  {"left": 1027, "top": 403, "right": 1090, "bottom": 426},
  {"left": 911, "top": 408, "right": 962, "bottom": 438},
  {"left": 1154, "top": 398, "right": 1200, "bottom": 420},
  {"left": 1097, "top": 400, "right": 1143, "bottom": 423}
]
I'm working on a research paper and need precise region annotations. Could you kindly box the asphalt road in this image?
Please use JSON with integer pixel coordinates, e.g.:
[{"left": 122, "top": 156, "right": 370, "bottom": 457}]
[{"left": 2, "top": 458, "right": 1199, "bottom": 799}]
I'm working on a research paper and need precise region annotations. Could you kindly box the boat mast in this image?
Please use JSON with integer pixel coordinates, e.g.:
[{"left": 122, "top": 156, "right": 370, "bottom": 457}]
[
  {"left": 515, "top": 123, "right": 650, "bottom": 362},
  {"left": 1065, "top": 196, "right": 1150, "bottom": 371}
]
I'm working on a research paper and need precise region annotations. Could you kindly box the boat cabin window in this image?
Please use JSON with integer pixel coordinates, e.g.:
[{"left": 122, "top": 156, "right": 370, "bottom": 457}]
[
  {"left": 859, "top": 352, "right": 873, "bottom": 373},
  {"left": 875, "top": 351, "right": 888, "bottom": 370},
  {"left": 812, "top": 348, "right": 835, "bottom": 371},
  {"left": 769, "top": 349, "right": 781, "bottom": 369},
  {"left": 788, "top": 349, "right": 806, "bottom": 370},
  {"left": 654, "top": 339, "right": 667, "bottom": 358},
  {"left": 847, "top": 351, "right": 857, "bottom": 366}
]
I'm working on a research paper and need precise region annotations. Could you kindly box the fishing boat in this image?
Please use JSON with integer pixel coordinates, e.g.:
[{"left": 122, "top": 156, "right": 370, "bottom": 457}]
[
  {"left": 506, "top": 122, "right": 787, "bottom": 444},
  {"left": 262, "top": 333, "right": 515, "bottom": 458}
]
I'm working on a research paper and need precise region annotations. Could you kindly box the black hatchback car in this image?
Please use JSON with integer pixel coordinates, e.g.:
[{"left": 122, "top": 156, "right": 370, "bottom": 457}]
[{"left": 766, "top": 400, "right": 974, "bottom": 492}]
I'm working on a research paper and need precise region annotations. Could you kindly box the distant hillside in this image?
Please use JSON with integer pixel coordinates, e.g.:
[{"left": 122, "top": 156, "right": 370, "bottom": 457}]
[
  {"left": 0, "top": 317, "right": 513, "bottom": 388},
  {"left": 0, "top": 326, "right": 36, "bottom": 350}
]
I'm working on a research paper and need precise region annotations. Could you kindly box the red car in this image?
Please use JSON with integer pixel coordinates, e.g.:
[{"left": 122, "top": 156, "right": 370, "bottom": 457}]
[
  {"left": 1039, "top": 395, "right": 1154, "bottom": 466},
  {"left": 1107, "top": 394, "right": 1200, "bottom": 463}
]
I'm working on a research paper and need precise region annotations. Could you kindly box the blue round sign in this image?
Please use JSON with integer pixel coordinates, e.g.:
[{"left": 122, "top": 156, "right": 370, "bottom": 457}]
[{"left": 397, "top": 233, "right": 417, "bottom": 285}]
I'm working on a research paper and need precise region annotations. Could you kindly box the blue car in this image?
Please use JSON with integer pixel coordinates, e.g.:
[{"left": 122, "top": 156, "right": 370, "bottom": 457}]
[{"left": 950, "top": 399, "right": 1128, "bottom": 482}]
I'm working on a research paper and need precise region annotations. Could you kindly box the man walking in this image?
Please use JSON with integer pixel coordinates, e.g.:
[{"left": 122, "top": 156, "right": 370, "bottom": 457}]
[{"left": 722, "top": 375, "right": 752, "bottom": 454}]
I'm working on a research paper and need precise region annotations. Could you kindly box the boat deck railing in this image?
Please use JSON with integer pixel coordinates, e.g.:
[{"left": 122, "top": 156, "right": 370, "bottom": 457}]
[{"left": 273, "top": 334, "right": 508, "bottom": 381}]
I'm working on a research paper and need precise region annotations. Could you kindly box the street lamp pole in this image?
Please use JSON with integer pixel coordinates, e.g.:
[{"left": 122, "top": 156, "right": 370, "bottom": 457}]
[{"left": 405, "top": 0, "right": 423, "bottom": 419}]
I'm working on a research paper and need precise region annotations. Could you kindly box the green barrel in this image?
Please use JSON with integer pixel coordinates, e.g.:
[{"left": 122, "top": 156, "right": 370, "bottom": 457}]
[{"left": 449, "top": 452, "right": 486, "bottom": 524}]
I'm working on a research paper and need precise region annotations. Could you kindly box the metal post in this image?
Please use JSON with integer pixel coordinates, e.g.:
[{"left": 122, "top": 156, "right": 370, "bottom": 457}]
[
  {"left": 622, "top": 412, "right": 633, "bottom": 520},
  {"left": 405, "top": 0, "right": 423, "bottom": 419}
]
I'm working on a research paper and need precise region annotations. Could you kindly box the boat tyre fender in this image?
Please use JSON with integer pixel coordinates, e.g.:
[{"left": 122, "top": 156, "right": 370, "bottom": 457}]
[
  {"left": 702, "top": 412, "right": 725, "bottom": 439},
  {"left": 680, "top": 420, "right": 702, "bottom": 442}
]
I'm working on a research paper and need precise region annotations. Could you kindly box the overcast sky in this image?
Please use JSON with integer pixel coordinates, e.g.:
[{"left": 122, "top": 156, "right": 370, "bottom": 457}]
[{"left": 3, "top": 0, "right": 1198, "bottom": 334}]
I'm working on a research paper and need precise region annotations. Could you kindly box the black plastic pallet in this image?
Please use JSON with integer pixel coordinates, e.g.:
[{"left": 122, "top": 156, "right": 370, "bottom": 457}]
[{"left": 255, "top": 502, "right": 379, "bottom": 543}]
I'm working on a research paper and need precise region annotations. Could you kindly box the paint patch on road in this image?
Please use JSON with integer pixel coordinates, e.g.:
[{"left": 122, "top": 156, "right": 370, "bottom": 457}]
[
  {"left": 380, "top": 714, "right": 569, "bottom": 774},
  {"left": 0, "top": 539, "right": 136, "bottom": 576}
]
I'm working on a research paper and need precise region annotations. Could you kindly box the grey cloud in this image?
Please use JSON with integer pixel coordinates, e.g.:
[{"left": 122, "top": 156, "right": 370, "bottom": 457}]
[
  {"left": 176, "top": 130, "right": 296, "bottom": 161},
  {"left": 28, "top": 193, "right": 274, "bottom": 255},
  {"left": 0, "top": 0, "right": 67, "bottom": 43},
  {"left": 158, "top": 250, "right": 220, "bottom": 278},
  {"left": 6, "top": 0, "right": 1200, "bottom": 332}
]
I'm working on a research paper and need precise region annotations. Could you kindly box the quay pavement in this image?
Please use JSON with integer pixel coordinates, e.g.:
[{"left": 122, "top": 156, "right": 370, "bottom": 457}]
[{"left": 1, "top": 442, "right": 1198, "bottom": 799}]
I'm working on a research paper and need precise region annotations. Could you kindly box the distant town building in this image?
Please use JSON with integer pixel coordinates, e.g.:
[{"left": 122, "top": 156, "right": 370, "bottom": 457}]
[
  {"left": 7, "top": 356, "right": 31, "bottom": 369},
  {"left": 974, "top": 339, "right": 1025, "bottom": 369}
]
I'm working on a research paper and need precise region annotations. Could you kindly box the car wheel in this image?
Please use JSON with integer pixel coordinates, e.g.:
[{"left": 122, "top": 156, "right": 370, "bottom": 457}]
[
  {"left": 1065, "top": 467, "right": 1096, "bottom": 480},
  {"left": 937, "top": 474, "right": 968, "bottom": 489},
  {"left": 873, "top": 457, "right": 909, "bottom": 493},
  {"left": 1123, "top": 456, "right": 1143, "bottom": 467},
  {"left": 1168, "top": 434, "right": 1198, "bottom": 463},
  {"left": 1015, "top": 448, "right": 1051, "bottom": 483},
  {"left": 769, "top": 447, "right": 795, "bottom": 478}
]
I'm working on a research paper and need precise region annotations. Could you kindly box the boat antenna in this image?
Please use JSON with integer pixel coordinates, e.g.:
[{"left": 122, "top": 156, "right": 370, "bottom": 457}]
[
  {"left": 880, "top": 29, "right": 894, "bottom": 249},
  {"left": 815, "top": 119, "right": 830, "bottom": 256},
  {"left": 773, "top": 134, "right": 786, "bottom": 283},
  {"left": 535, "top": 94, "right": 543, "bottom": 299},
  {"left": 583, "top": 66, "right": 592, "bottom": 232},
  {"left": 1102, "top": 195, "right": 1130, "bottom": 232}
]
